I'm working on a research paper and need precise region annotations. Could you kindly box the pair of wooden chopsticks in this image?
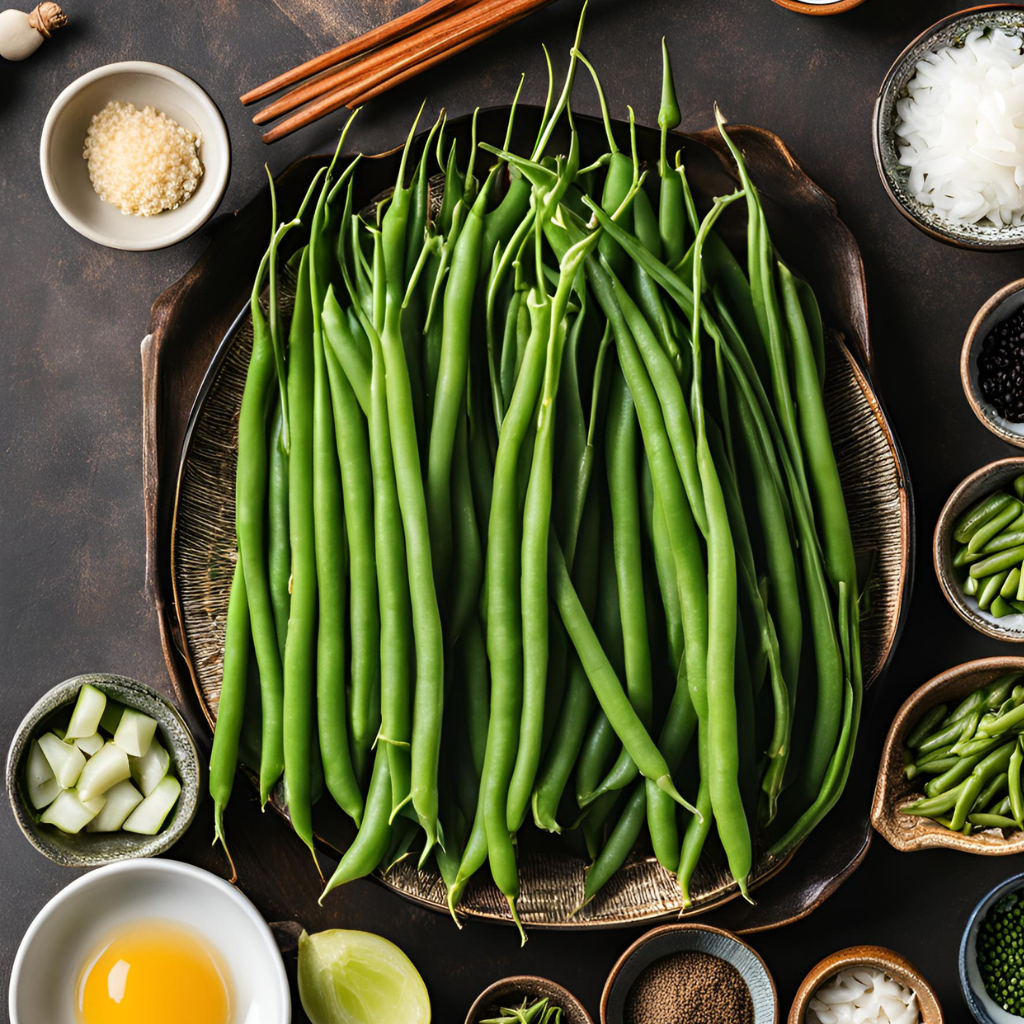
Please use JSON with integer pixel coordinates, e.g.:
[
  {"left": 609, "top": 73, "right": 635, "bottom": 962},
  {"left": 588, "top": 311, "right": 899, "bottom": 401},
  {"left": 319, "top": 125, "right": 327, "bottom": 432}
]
[{"left": 241, "top": 0, "right": 557, "bottom": 144}]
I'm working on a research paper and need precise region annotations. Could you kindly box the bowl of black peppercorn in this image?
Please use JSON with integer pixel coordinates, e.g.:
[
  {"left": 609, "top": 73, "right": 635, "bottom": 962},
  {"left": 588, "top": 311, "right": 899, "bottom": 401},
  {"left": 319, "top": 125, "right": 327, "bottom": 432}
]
[{"left": 963, "top": 279, "right": 1024, "bottom": 449}]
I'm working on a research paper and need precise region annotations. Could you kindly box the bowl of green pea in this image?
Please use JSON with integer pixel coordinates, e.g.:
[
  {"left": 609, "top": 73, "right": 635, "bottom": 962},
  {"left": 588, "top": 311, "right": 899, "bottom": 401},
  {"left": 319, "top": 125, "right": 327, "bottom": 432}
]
[
  {"left": 961, "top": 870, "right": 1024, "bottom": 1022},
  {"left": 935, "top": 458, "right": 1024, "bottom": 642}
]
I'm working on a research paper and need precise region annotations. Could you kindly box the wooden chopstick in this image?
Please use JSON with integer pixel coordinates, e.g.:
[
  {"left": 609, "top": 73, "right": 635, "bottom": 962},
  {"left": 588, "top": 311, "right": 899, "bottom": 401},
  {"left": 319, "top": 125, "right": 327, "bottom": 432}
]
[
  {"left": 261, "top": 0, "right": 548, "bottom": 143},
  {"left": 239, "top": 0, "right": 475, "bottom": 106},
  {"left": 343, "top": 12, "right": 539, "bottom": 109},
  {"left": 254, "top": 0, "right": 527, "bottom": 127}
]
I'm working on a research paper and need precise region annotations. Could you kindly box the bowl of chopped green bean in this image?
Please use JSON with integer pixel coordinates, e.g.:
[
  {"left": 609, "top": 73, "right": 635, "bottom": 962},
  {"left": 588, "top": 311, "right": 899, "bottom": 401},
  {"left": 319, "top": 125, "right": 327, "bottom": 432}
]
[
  {"left": 935, "top": 458, "right": 1024, "bottom": 641},
  {"left": 872, "top": 657, "right": 1024, "bottom": 855},
  {"left": 960, "top": 870, "right": 1024, "bottom": 1022}
]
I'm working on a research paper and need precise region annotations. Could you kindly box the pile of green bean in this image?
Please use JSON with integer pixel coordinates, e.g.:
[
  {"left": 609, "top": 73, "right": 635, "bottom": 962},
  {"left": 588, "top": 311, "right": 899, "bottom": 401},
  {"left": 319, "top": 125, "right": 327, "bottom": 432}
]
[
  {"left": 208, "top": 16, "right": 862, "bottom": 939},
  {"left": 952, "top": 476, "right": 1024, "bottom": 617},
  {"left": 902, "top": 673, "right": 1024, "bottom": 833}
]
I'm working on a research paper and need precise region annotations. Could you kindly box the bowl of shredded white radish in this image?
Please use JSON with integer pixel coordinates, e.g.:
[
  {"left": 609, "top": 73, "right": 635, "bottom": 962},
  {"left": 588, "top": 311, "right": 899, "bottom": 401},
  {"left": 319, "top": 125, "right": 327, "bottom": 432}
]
[
  {"left": 807, "top": 968, "right": 919, "bottom": 1024},
  {"left": 874, "top": 8, "right": 1024, "bottom": 249},
  {"left": 789, "top": 946, "right": 943, "bottom": 1024}
]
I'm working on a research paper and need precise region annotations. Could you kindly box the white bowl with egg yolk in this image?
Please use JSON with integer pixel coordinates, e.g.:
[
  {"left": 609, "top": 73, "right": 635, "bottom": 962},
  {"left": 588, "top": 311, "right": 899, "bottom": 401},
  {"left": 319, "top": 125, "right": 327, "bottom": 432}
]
[{"left": 9, "top": 858, "right": 289, "bottom": 1024}]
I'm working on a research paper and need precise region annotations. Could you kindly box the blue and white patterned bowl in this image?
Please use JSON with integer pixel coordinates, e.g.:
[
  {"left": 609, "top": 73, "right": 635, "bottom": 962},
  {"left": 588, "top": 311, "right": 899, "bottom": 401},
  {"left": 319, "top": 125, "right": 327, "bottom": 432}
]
[
  {"left": 600, "top": 923, "right": 778, "bottom": 1024},
  {"left": 961, "top": 870, "right": 1024, "bottom": 1023}
]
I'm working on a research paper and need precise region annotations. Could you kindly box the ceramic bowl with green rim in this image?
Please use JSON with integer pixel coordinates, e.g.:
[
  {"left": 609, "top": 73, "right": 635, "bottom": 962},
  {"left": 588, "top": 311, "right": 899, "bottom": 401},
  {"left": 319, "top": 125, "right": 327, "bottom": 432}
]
[{"left": 5, "top": 673, "right": 200, "bottom": 866}]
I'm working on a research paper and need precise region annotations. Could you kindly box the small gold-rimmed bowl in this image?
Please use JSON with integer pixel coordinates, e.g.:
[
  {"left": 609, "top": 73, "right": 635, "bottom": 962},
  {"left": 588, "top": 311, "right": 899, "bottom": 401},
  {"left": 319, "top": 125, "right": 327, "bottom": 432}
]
[
  {"left": 934, "top": 458, "right": 1024, "bottom": 641},
  {"left": 465, "top": 976, "right": 593, "bottom": 1024},
  {"left": 874, "top": 6, "right": 1024, "bottom": 250},
  {"left": 962, "top": 279, "right": 1024, "bottom": 449},
  {"left": 769, "top": 0, "right": 867, "bottom": 14},
  {"left": 789, "top": 945, "right": 943, "bottom": 1023},
  {"left": 600, "top": 924, "right": 778, "bottom": 1024},
  {"left": 871, "top": 656, "right": 1024, "bottom": 855}
]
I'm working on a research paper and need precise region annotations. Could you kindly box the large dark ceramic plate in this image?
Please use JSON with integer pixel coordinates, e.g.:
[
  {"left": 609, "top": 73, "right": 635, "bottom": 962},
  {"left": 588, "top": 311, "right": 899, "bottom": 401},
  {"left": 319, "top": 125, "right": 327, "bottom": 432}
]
[{"left": 148, "top": 107, "right": 912, "bottom": 929}]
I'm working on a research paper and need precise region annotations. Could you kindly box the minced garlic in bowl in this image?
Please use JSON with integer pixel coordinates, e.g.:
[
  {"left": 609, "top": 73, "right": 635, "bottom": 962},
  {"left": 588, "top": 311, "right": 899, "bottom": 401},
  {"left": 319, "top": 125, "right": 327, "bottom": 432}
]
[{"left": 83, "top": 100, "right": 203, "bottom": 216}]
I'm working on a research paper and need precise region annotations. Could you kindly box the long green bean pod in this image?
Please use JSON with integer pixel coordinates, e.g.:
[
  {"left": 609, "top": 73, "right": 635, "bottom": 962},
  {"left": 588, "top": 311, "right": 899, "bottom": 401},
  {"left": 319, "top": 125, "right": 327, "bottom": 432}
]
[
  {"left": 267, "top": 402, "right": 290, "bottom": 660},
  {"left": 341, "top": 217, "right": 414, "bottom": 820},
  {"left": 480, "top": 281, "right": 552, "bottom": 940},
  {"left": 549, "top": 539, "right": 696, "bottom": 816},
  {"left": 380, "top": 113, "right": 446, "bottom": 852},
  {"left": 580, "top": 369, "right": 652, "bottom": 804},
  {"left": 689, "top": 195, "right": 749, "bottom": 898},
  {"left": 321, "top": 745, "right": 393, "bottom": 901},
  {"left": 532, "top": 494, "right": 602, "bottom": 832},
  {"left": 209, "top": 560, "right": 250, "bottom": 877},
  {"left": 583, "top": 782, "right": 646, "bottom": 906},
  {"left": 323, "top": 302, "right": 380, "bottom": 782},
  {"left": 427, "top": 182, "right": 490, "bottom": 601},
  {"left": 238, "top": 239, "right": 287, "bottom": 807},
  {"left": 281, "top": 245, "right": 320, "bottom": 864},
  {"left": 657, "top": 38, "right": 686, "bottom": 267},
  {"left": 508, "top": 235, "right": 597, "bottom": 833}
]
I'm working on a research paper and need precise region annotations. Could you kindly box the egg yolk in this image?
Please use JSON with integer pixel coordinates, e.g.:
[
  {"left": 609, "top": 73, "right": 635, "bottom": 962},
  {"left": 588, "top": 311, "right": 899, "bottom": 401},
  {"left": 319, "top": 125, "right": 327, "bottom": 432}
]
[{"left": 76, "top": 921, "right": 231, "bottom": 1024}]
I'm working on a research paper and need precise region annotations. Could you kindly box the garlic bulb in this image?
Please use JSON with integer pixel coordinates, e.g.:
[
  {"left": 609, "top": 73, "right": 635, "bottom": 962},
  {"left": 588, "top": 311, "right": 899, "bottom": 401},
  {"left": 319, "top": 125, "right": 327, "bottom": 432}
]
[{"left": 0, "top": 3, "right": 66, "bottom": 61}]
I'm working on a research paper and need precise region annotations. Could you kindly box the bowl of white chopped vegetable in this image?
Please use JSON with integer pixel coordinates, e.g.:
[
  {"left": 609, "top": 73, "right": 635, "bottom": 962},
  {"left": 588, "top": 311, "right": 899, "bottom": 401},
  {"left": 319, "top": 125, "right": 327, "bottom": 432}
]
[
  {"left": 40, "top": 61, "right": 230, "bottom": 251},
  {"left": 874, "top": 7, "right": 1024, "bottom": 250},
  {"left": 5, "top": 673, "right": 200, "bottom": 866},
  {"left": 790, "top": 945, "right": 943, "bottom": 1024}
]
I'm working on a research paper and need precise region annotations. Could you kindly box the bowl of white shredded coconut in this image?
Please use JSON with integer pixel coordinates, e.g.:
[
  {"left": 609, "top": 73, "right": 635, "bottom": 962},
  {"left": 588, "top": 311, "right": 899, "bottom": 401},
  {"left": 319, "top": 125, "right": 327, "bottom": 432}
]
[
  {"left": 40, "top": 61, "right": 230, "bottom": 251},
  {"left": 874, "top": 7, "right": 1024, "bottom": 250}
]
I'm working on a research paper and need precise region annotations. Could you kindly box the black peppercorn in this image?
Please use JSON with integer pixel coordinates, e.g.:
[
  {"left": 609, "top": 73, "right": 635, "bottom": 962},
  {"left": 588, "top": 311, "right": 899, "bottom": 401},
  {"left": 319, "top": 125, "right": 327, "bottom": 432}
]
[{"left": 978, "top": 306, "right": 1024, "bottom": 422}]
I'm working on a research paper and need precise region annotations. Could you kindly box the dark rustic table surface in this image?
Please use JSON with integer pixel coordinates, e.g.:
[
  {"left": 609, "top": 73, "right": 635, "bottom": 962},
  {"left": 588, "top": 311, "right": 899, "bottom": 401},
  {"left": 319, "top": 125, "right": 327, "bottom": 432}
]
[{"left": 4, "top": 1, "right": 1024, "bottom": 1020}]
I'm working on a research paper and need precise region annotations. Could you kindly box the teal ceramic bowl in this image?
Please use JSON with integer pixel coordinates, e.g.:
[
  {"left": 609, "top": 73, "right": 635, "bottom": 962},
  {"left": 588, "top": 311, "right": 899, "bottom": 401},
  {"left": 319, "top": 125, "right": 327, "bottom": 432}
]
[
  {"left": 600, "top": 923, "right": 778, "bottom": 1024},
  {"left": 5, "top": 673, "right": 200, "bottom": 866}
]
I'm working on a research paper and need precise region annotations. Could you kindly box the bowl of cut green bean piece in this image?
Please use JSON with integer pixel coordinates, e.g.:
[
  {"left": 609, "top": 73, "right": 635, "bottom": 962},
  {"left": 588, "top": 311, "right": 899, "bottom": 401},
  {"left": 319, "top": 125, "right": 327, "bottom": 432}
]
[
  {"left": 935, "top": 458, "right": 1024, "bottom": 641},
  {"left": 872, "top": 657, "right": 1024, "bottom": 854}
]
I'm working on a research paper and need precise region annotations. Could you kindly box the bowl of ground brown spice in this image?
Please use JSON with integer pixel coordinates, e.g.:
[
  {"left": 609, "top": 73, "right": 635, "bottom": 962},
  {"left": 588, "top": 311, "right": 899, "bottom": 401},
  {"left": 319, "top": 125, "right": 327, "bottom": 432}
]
[{"left": 600, "top": 923, "right": 778, "bottom": 1024}]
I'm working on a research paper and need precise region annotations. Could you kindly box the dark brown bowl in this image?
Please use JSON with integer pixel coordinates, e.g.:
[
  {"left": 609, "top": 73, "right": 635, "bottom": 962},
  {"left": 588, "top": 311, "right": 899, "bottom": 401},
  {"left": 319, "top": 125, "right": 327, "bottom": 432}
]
[
  {"left": 789, "top": 945, "right": 943, "bottom": 1023},
  {"left": 871, "top": 656, "right": 1024, "bottom": 854},
  {"left": 934, "top": 458, "right": 1024, "bottom": 641},
  {"left": 873, "top": 6, "right": 1024, "bottom": 251},
  {"left": 600, "top": 923, "right": 778, "bottom": 1024},
  {"left": 464, "top": 976, "right": 593, "bottom": 1024},
  {"left": 961, "top": 278, "right": 1024, "bottom": 448},
  {"left": 770, "top": 0, "right": 866, "bottom": 13}
]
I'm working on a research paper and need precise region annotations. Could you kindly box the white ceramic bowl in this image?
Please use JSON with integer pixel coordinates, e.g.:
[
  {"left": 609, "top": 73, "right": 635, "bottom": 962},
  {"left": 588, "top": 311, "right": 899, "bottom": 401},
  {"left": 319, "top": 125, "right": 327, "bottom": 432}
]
[
  {"left": 9, "top": 859, "right": 289, "bottom": 1024},
  {"left": 40, "top": 61, "right": 230, "bottom": 250}
]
